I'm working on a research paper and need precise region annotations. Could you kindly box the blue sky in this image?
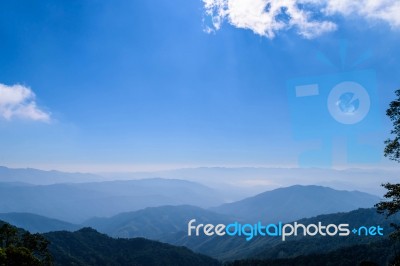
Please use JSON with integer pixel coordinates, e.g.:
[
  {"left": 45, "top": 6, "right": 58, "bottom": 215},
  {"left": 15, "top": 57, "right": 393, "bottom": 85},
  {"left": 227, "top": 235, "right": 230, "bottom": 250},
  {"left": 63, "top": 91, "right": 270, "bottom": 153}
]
[{"left": 1, "top": 0, "right": 400, "bottom": 172}]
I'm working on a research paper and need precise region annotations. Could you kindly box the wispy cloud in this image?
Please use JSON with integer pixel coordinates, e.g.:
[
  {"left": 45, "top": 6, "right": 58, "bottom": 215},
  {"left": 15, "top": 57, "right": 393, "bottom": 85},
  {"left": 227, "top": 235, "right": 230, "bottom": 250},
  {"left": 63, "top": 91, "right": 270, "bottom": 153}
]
[
  {"left": 203, "top": 0, "right": 400, "bottom": 38},
  {"left": 0, "top": 83, "right": 51, "bottom": 122}
]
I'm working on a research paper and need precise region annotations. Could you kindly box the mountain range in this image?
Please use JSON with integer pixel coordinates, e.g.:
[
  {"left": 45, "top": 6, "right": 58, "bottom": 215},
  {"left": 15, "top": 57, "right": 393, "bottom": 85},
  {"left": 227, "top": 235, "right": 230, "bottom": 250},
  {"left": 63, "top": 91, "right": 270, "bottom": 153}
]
[{"left": 0, "top": 184, "right": 391, "bottom": 263}]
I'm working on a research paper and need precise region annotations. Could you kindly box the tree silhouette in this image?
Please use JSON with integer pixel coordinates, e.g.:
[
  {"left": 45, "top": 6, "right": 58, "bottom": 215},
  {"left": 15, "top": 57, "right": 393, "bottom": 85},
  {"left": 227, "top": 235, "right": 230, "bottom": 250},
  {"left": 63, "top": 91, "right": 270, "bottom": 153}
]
[
  {"left": 384, "top": 90, "right": 400, "bottom": 162},
  {"left": 375, "top": 89, "right": 400, "bottom": 266},
  {"left": 376, "top": 89, "right": 400, "bottom": 239}
]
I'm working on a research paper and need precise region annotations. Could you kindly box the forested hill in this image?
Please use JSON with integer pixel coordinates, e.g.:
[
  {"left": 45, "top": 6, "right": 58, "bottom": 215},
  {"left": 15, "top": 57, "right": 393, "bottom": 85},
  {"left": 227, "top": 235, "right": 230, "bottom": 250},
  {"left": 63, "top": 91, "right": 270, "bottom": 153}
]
[
  {"left": 1, "top": 220, "right": 220, "bottom": 266},
  {"left": 44, "top": 227, "right": 221, "bottom": 266}
]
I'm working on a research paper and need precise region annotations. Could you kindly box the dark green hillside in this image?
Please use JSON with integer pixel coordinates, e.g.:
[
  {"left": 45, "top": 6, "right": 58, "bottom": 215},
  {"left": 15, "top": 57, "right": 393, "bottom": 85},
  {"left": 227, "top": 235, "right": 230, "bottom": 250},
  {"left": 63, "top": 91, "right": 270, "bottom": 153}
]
[{"left": 44, "top": 227, "right": 221, "bottom": 266}]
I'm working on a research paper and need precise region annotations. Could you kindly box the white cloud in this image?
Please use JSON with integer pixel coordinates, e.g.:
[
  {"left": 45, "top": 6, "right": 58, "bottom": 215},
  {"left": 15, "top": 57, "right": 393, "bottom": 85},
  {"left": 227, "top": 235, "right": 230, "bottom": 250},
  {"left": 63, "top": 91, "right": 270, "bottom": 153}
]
[
  {"left": 203, "top": 0, "right": 400, "bottom": 38},
  {"left": 323, "top": 0, "right": 400, "bottom": 27},
  {"left": 0, "top": 83, "right": 50, "bottom": 122}
]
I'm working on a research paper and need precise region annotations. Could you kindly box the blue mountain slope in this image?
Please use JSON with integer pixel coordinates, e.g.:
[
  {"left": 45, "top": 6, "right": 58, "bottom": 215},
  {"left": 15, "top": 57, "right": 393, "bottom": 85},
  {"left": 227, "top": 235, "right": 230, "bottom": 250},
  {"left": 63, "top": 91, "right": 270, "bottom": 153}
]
[{"left": 210, "top": 185, "right": 380, "bottom": 223}]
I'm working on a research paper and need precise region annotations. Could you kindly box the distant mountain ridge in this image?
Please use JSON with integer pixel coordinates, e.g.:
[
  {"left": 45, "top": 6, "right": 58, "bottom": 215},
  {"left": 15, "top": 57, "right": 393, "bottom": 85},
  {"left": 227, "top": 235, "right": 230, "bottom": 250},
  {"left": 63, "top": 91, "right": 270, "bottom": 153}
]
[
  {"left": 0, "top": 166, "right": 104, "bottom": 184},
  {"left": 210, "top": 185, "right": 380, "bottom": 223},
  {"left": 0, "top": 212, "right": 79, "bottom": 233},
  {"left": 0, "top": 178, "right": 224, "bottom": 223}
]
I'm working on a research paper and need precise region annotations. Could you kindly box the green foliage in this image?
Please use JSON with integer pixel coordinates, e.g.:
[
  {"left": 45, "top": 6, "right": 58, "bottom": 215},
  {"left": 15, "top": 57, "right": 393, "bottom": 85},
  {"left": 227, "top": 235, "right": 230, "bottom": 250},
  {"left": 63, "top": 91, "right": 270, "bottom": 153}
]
[
  {"left": 377, "top": 183, "right": 400, "bottom": 217},
  {"left": 0, "top": 222, "right": 52, "bottom": 266},
  {"left": 3, "top": 246, "right": 41, "bottom": 266},
  {"left": 391, "top": 254, "right": 400, "bottom": 266},
  {"left": 0, "top": 248, "right": 6, "bottom": 266}
]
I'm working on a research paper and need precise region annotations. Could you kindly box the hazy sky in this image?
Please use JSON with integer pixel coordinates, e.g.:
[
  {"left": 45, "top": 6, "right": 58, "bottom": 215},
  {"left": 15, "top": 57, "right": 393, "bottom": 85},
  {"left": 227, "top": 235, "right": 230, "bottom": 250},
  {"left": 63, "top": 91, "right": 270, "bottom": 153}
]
[{"left": 1, "top": 0, "right": 400, "bottom": 172}]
